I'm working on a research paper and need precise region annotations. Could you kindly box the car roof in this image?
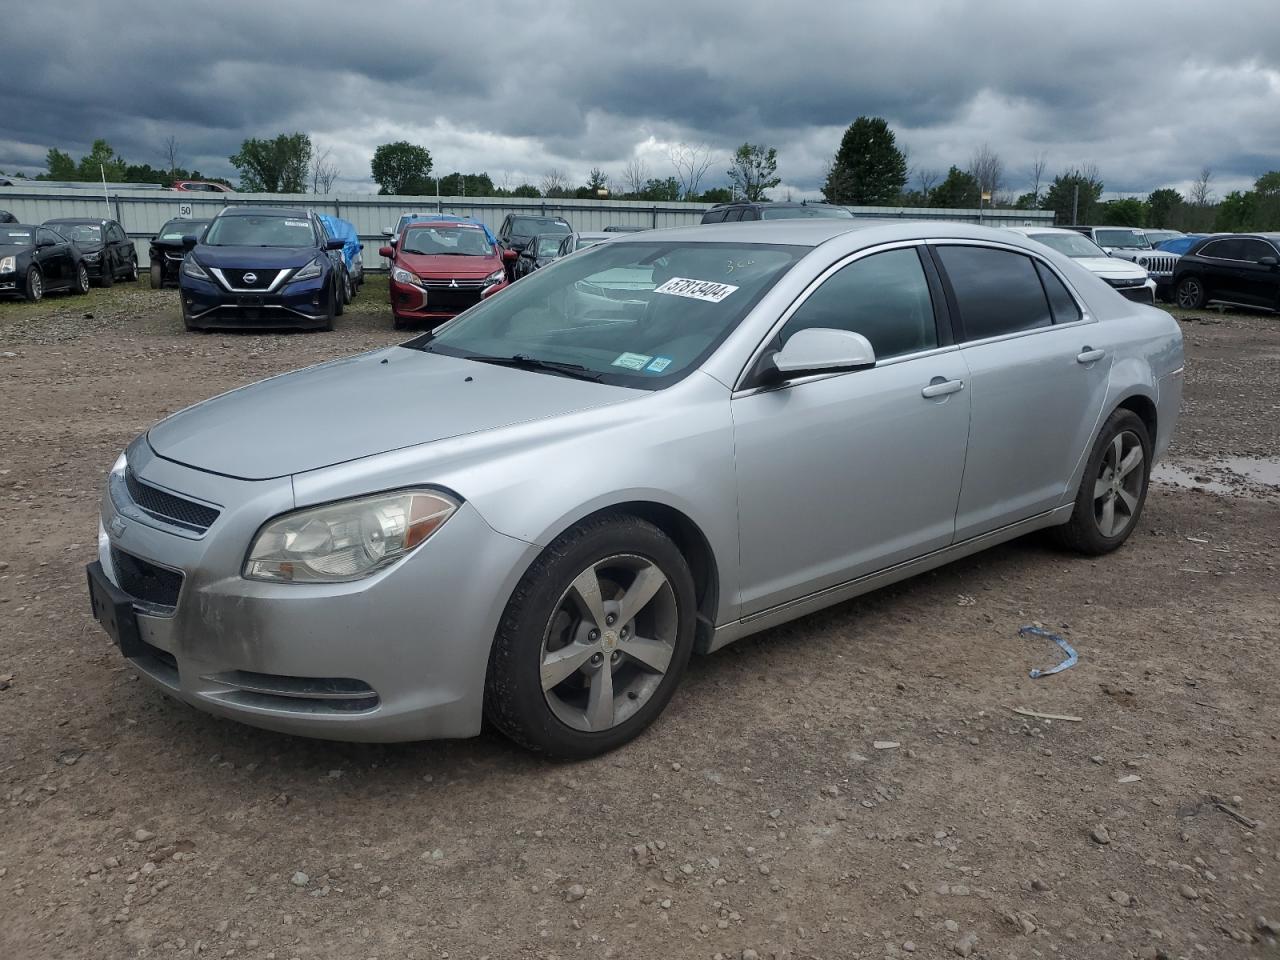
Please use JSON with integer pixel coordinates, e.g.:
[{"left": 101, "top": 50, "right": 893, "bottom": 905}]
[
  {"left": 608, "top": 219, "right": 1074, "bottom": 251},
  {"left": 1005, "top": 226, "right": 1083, "bottom": 237},
  {"left": 44, "top": 217, "right": 113, "bottom": 225},
  {"left": 576, "top": 232, "right": 613, "bottom": 239},
  {"left": 219, "top": 206, "right": 310, "bottom": 218}
]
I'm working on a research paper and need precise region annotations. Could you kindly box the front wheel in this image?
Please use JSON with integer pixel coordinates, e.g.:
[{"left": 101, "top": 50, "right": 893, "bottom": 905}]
[
  {"left": 150, "top": 261, "right": 163, "bottom": 289},
  {"left": 1175, "top": 276, "right": 1206, "bottom": 309},
  {"left": 1053, "top": 409, "right": 1152, "bottom": 555},
  {"left": 125, "top": 255, "right": 138, "bottom": 282},
  {"left": 485, "top": 514, "right": 696, "bottom": 758},
  {"left": 24, "top": 267, "right": 43, "bottom": 302},
  {"left": 74, "top": 263, "right": 90, "bottom": 295}
]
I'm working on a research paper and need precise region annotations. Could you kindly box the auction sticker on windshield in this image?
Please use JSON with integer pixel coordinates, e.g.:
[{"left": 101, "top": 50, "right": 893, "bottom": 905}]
[
  {"left": 611, "top": 352, "right": 653, "bottom": 370},
  {"left": 654, "top": 277, "right": 739, "bottom": 303}
]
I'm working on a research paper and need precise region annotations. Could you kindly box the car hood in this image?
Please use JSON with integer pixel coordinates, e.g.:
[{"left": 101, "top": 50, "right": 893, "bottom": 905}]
[
  {"left": 192, "top": 245, "right": 319, "bottom": 269},
  {"left": 147, "top": 347, "right": 638, "bottom": 480},
  {"left": 1075, "top": 256, "right": 1148, "bottom": 279},
  {"left": 396, "top": 251, "right": 500, "bottom": 278}
]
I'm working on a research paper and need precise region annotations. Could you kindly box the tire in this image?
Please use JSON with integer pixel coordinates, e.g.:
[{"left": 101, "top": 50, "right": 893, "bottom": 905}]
[
  {"left": 23, "top": 267, "right": 43, "bottom": 302},
  {"left": 319, "top": 283, "right": 336, "bottom": 331},
  {"left": 150, "top": 261, "right": 163, "bottom": 289},
  {"left": 74, "top": 263, "right": 90, "bottom": 295},
  {"left": 485, "top": 513, "right": 697, "bottom": 759},
  {"left": 126, "top": 255, "right": 138, "bottom": 282},
  {"left": 341, "top": 268, "right": 352, "bottom": 305},
  {"left": 1175, "top": 276, "right": 1206, "bottom": 309},
  {"left": 392, "top": 315, "right": 407, "bottom": 331},
  {"left": 333, "top": 277, "right": 345, "bottom": 318},
  {"left": 1052, "top": 409, "right": 1152, "bottom": 555}
]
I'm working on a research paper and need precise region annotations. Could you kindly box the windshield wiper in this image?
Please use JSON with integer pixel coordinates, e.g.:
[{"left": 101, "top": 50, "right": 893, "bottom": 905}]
[{"left": 467, "top": 354, "right": 603, "bottom": 382}]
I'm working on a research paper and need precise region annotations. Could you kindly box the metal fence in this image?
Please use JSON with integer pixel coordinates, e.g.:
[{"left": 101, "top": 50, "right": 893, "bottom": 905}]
[{"left": 0, "top": 185, "right": 1055, "bottom": 269}]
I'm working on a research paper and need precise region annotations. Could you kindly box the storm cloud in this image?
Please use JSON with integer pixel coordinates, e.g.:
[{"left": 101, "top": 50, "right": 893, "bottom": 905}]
[{"left": 1, "top": 0, "right": 1278, "bottom": 199}]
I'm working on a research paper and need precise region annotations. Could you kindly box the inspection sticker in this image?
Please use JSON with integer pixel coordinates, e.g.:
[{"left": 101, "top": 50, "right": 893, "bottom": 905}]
[
  {"left": 611, "top": 352, "right": 653, "bottom": 370},
  {"left": 285, "top": 219, "right": 309, "bottom": 228},
  {"left": 646, "top": 356, "right": 673, "bottom": 373},
  {"left": 654, "top": 277, "right": 739, "bottom": 303}
]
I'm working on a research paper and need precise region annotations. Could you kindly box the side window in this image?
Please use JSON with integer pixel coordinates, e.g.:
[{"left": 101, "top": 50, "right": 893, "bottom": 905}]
[
  {"left": 1034, "top": 261, "right": 1082, "bottom": 324},
  {"left": 35, "top": 227, "right": 56, "bottom": 246},
  {"left": 722, "top": 208, "right": 743, "bottom": 222},
  {"left": 778, "top": 247, "right": 939, "bottom": 360},
  {"left": 1237, "top": 239, "right": 1276, "bottom": 262},
  {"left": 702, "top": 209, "right": 727, "bottom": 224},
  {"left": 936, "top": 245, "right": 1053, "bottom": 341},
  {"left": 112, "top": 224, "right": 128, "bottom": 243},
  {"left": 739, "top": 208, "right": 760, "bottom": 221},
  {"left": 1198, "top": 239, "right": 1240, "bottom": 260}
]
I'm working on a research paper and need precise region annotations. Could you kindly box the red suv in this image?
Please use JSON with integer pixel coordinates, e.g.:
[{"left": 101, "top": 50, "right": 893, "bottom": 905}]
[{"left": 379, "top": 220, "right": 512, "bottom": 329}]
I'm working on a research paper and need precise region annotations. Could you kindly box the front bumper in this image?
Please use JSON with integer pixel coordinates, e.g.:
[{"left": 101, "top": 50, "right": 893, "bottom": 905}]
[
  {"left": 180, "top": 273, "right": 331, "bottom": 329},
  {"left": 388, "top": 276, "right": 506, "bottom": 325},
  {"left": 89, "top": 442, "right": 538, "bottom": 741},
  {"left": 1112, "top": 278, "right": 1157, "bottom": 304}
]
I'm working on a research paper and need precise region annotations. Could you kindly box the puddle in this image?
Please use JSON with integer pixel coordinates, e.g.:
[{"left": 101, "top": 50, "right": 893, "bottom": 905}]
[{"left": 1152, "top": 457, "right": 1280, "bottom": 499}]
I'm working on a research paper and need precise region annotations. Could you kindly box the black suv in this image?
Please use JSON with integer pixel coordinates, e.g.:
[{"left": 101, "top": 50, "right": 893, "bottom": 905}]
[
  {"left": 1171, "top": 234, "right": 1280, "bottom": 312},
  {"left": 42, "top": 217, "right": 137, "bottom": 286},
  {"left": 496, "top": 214, "right": 571, "bottom": 253},
  {"left": 701, "top": 201, "right": 854, "bottom": 223}
]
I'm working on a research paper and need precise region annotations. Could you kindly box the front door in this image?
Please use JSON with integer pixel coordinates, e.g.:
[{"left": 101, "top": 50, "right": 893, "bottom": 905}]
[
  {"left": 931, "top": 243, "right": 1113, "bottom": 540},
  {"left": 732, "top": 245, "right": 971, "bottom": 616}
]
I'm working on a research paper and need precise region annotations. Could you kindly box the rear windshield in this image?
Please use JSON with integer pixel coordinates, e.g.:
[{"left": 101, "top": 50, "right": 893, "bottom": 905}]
[
  {"left": 203, "top": 215, "right": 316, "bottom": 247},
  {"left": 760, "top": 205, "right": 854, "bottom": 220},
  {"left": 1027, "top": 232, "right": 1107, "bottom": 258},
  {"left": 0, "top": 228, "right": 33, "bottom": 245}
]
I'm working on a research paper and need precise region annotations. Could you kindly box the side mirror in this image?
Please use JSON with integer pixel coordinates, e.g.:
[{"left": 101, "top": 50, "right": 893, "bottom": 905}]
[
  {"left": 181, "top": 235, "right": 198, "bottom": 251},
  {"left": 1259, "top": 256, "right": 1278, "bottom": 268},
  {"left": 766, "top": 328, "right": 876, "bottom": 383},
  {"left": 381, "top": 227, "right": 393, "bottom": 237},
  {"left": 325, "top": 238, "right": 345, "bottom": 251},
  {"left": 378, "top": 246, "right": 394, "bottom": 259},
  {"left": 502, "top": 248, "right": 518, "bottom": 262}
]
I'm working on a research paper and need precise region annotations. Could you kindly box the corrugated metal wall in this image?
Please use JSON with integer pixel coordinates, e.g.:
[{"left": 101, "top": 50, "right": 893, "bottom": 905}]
[{"left": 0, "top": 186, "right": 1054, "bottom": 269}]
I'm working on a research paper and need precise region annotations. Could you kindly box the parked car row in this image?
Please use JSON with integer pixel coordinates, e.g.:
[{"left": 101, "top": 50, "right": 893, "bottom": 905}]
[{"left": 1, "top": 215, "right": 138, "bottom": 300}]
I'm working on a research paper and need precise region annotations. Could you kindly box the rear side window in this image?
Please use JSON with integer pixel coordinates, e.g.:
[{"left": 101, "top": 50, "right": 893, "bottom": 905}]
[
  {"left": 1034, "top": 262, "right": 1082, "bottom": 324},
  {"left": 702, "top": 209, "right": 727, "bottom": 224},
  {"left": 779, "top": 247, "right": 938, "bottom": 360},
  {"left": 1237, "top": 238, "right": 1278, "bottom": 262},
  {"left": 936, "top": 245, "right": 1053, "bottom": 341},
  {"left": 1198, "top": 238, "right": 1243, "bottom": 260}
]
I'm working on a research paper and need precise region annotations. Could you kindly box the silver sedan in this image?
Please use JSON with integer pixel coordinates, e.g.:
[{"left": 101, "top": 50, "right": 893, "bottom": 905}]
[{"left": 88, "top": 220, "right": 1184, "bottom": 757}]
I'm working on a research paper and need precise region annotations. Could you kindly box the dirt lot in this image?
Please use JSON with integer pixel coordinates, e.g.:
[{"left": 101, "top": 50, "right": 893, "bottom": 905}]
[{"left": 1, "top": 280, "right": 1277, "bottom": 960}]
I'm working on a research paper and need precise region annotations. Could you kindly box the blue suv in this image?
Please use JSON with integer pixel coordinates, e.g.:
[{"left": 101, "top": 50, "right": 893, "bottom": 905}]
[{"left": 179, "top": 207, "right": 346, "bottom": 331}]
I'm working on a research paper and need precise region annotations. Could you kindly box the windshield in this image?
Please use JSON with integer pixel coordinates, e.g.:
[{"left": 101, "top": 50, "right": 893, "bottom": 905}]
[
  {"left": 158, "top": 219, "right": 208, "bottom": 241},
  {"left": 203, "top": 215, "right": 315, "bottom": 247},
  {"left": 535, "top": 235, "right": 565, "bottom": 256},
  {"left": 511, "top": 217, "right": 570, "bottom": 237},
  {"left": 0, "top": 228, "right": 34, "bottom": 246},
  {"left": 58, "top": 224, "right": 102, "bottom": 243},
  {"left": 411, "top": 241, "right": 803, "bottom": 387},
  {"left": 761, "top": 205, "right": 854, "bottom": 220},
  {"left": 1095, "top": 228, "right": 1150, "bottom": 250},
  {"left": 1028, "top": 232, "right": 1107, "bottom": 258},
  {"left": 402, "top": 225, "right": 492, "bottom": 256}
]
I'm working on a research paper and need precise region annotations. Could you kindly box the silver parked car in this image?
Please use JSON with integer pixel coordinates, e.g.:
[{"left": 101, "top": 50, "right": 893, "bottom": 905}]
[{"left": 88, "top": 221, "right": 1184, "bottom": 758}]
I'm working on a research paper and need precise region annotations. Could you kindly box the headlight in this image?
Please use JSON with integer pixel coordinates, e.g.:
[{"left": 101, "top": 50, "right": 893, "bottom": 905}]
[
  {"left": 84, "top": 252, "right": 101, "bottom": 263},
  {"left": 392, "top": 266, "right": 421, "bottom": 286},
  {"left": 110, "top": 452, "right": 127, "bottom": 479},
  {"left": 181, "top": 257, "right": 209, "bottom": 280},
  {"left": 291, "top": 257, "right": 323, "bottom": 283},
  {"left": 483, "top": 269, "right": 506, "bottom": 287},
  {"left": 244, "top": 490, "right": 458, "bottom": 583},
  {"left": 0, "top": 255, "right": 14, "bottom": 274}
]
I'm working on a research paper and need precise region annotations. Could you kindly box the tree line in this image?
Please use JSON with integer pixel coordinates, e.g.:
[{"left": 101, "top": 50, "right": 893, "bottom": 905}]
[{"left": 18, "top": 128, "right": 1280, "bottom": 231}]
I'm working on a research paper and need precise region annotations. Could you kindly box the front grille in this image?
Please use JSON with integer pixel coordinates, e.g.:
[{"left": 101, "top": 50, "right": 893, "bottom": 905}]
[
  {"left": 1137, "top": 254, "right": 1177, "bottom": 275},
  {"left": 125, "top": 469, "right": 220, "bottom": 532},
  {"left": 111, "top": 548, "right": 183, "bottom": 608},
  {"left": 225, "top": 268, "right": 275, "bottom": 288},
  {"left": 422, "top": 278, "right": 486, "bottom": 290}
]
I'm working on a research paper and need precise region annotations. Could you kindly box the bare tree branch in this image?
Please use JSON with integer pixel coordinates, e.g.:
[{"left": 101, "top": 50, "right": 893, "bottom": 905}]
[
  {"left": 915, "top": 167, "right": 940, "bottom": 199},
  {"left": 621, "top": 157, "right": 649, "bottom": 196},
  {"left": 668, "top": 143, "right": 714, "bottom": 199},
  {"left": 968, "top": 143, "right": 1003, "bottom": 200},
  {"left": 162, "top": 135, "right": 180, "bottom": 180},
  {"left": 1030, "top": 151, "right": 1048, "bottom": 203},
  {"left": 310, "top": 147, "right": 340, "bottom": 193},
  {"left": 1190, "top": 166, "right": 1214, "bottom": 206},
  {"left": 541, "top": 168, "right": 569, "bottom": 196}
]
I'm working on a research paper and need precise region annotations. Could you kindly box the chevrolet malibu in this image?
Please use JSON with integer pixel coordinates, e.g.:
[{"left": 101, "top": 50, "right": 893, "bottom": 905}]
[{"left": 88, "top": 221, "right": 1184, "bottom": 758}]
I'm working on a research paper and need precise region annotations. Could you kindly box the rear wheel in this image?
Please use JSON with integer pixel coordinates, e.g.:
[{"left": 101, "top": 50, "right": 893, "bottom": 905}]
[
  {"left": 341, "top": 268, "right": 352, "bottom": 305},
  {"left": 333, "top": 277, "right": 345, "bottom": 317},
  {"left": 485, "top": 514, "right": 696, "bottom": 758},
  {"left": 23, "top": 268, "right": 43, "bottom": 302},
  {"left": 1175, "top": 276, "right": 1206, "bottom": 309},
  {"left": 150, "top": 261, "right": 163, "bottom": 289},
  {"left": 1053, "top": 409, "right": 1151, "bottom": 555}
]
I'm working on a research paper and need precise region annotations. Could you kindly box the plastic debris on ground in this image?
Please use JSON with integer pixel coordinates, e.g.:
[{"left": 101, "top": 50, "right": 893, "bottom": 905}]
[{"left": 1020, "top": 625, "right": 1078, "bottom": 678}]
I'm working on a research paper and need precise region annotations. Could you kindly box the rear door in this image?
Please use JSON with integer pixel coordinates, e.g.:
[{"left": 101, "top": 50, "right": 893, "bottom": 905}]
[
  {"left": 1234, "top": 238, "right": 1280, "bottom": 306},
  {"left": 932, "top": 242, "right": 1112, "bottom": 540},
  {"left": 732, "top": 244, "right": 971, "bottom": 615}
]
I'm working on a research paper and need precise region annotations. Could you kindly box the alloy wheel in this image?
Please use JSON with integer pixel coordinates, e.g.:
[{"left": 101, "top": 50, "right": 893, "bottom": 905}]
[
  {"left": 540, "top": 554, "right": 678, "bottom": 732},
  {"left": 29, "top": 271, "right": 42, "bottom": 301},
  {"left": 1093, "top": 429, "right": 1144, "bottom": 538},
  {"left": 1176, "top": 278, "right": 1202, "bottom": 308},
  {"left": 78, "top": 265, "right": 90, "bottom": 293}
]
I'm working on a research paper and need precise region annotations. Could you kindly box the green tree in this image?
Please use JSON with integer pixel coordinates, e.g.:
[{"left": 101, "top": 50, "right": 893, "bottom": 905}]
[
  {"left": 44, "top": 148, "right": 76, "bottom": 180},
  {"left": 436, "top": 171, "right": 495, "bottom": 196},
  {"left": 370, "top": 141, "right": 433, "bottom": 195},
  {"left": 1013, "top": 191, "right": 1040, "bottom": 210},
  {"left": 727, "top": 143, "right": 781, "bottom": 202},
  {"left": 230, "top": 133, "right": 312, "bottom": 193},
  {"left": 1251, "top": 171, "right": 1280, "bottom": 230},
  {"left": 509, "top": 183, "right": 541, "bottom": 198},
  {"left": 1096, "top": 198, "right": 1148, "bottom": 227},
  {"left": 1041, "top": 167, "right": 1105, "bottom": 225},
  {"left": 1215, "top": 191, "right": 1257, "bottom": 232},
  {"left": 585, "top": 167, "right": 609, "bottom": 195},
  {"left": 77, "top": 139, "right": 127, "bottom": 181},
  {"left": 821, "top": 117, "right": 907, "bottom": 205},
  {"left": 1146, "top": 188, "right": 1183, "bottom": 228},
  {"left": 637, "top": 177, "right": 680, "bottom": 201},
  {"left": 698, "top": 186, "right": 734, "bottom": 204},
  {"left": 929, "top": 166, "right": 981, "bottom": 208}
]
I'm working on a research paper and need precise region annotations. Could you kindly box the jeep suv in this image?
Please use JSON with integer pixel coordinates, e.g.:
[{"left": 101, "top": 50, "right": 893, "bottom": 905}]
[{"left": 1068, "top": 226, "right": 1179, "bottom": 300}]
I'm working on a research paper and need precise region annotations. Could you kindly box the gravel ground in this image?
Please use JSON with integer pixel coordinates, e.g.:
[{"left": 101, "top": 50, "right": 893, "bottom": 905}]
[{"left": 1, "top": 281, "right": 1277, "bottom": 960}]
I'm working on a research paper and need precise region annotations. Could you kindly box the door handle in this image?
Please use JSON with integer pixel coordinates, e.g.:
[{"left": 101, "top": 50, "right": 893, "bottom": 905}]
[
  {"left": 1077, "top": 347, "right": 1106, "bottom": 364},
  {"left": 921, "top": 378, "right": 964, "bottom": 399}
]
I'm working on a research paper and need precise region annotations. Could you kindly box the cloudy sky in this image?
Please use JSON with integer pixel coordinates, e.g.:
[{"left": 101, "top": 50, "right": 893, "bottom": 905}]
[{"left": 2, "top": 0, "right": 1278, "bottom": 201}]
